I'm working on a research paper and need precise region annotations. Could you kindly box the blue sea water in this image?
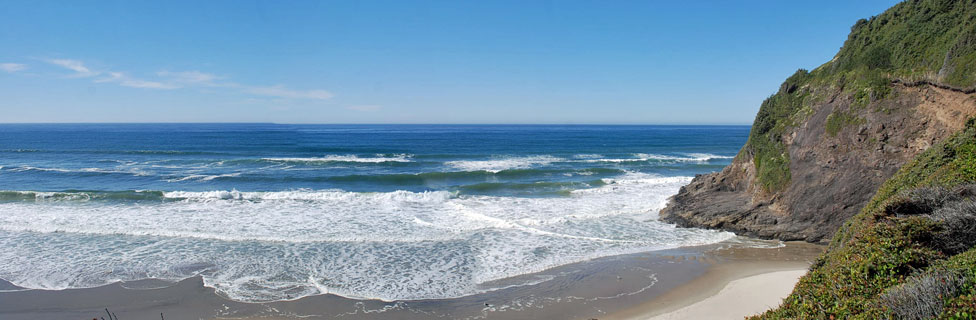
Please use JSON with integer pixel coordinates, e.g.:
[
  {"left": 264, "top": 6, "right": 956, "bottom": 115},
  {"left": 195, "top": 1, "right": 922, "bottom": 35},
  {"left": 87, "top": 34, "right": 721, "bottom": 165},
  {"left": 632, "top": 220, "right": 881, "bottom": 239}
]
[{"left": 0, "top": 124, "right": 747, "bottom": 301}]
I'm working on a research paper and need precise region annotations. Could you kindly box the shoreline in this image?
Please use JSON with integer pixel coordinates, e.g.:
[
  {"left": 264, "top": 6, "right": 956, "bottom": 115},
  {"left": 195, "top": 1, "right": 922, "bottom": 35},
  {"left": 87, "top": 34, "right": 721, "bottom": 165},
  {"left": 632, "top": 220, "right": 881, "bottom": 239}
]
[{"left": 0, "top": 239, "right": 823, "bottom": 320}]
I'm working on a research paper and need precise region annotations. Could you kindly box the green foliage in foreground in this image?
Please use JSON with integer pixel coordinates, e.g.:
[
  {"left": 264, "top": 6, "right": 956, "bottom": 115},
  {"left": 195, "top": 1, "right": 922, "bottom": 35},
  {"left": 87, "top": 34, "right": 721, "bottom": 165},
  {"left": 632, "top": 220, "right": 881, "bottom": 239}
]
[
  {"left": 753, "top": 119, "right": 976, "bottom": 319},
  {"left": 743, "top": 0, "right": 976, "bottom": 193}
]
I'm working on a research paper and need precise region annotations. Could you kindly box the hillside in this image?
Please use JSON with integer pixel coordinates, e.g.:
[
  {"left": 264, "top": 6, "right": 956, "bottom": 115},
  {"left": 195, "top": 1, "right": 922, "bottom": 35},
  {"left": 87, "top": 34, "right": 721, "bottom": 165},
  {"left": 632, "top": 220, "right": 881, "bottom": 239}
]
[
  {"left": 757, "top": 116, "right": 976, "bottom": 318},
  {"left": 659, "top": 0, "right": 976, "bottom": 243},
  {"left": 654, "top": 0, "right": 976, "bottom": 317}
]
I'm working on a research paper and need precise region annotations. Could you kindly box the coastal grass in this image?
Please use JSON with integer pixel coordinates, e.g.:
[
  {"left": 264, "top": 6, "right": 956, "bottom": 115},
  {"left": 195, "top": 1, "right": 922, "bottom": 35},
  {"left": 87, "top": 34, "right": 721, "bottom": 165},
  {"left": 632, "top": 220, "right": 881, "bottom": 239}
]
[{"left": 753, "top": 119, "right": 976, "bottom": 319}]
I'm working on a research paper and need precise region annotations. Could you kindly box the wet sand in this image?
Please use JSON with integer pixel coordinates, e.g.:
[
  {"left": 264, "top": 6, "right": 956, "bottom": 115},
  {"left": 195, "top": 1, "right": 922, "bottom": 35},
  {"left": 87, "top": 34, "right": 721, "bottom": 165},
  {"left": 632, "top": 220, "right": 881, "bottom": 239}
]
[{"left": 0, "top": 239, "right": 823, "bottom": 320}]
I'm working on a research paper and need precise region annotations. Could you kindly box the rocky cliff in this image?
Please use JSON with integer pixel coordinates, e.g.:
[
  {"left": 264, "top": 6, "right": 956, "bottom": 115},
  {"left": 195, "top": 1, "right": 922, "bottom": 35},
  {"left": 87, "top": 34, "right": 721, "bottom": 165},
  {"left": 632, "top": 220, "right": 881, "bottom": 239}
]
[{"left": 659, "top": 0, "right": 976, "bottom": 243}]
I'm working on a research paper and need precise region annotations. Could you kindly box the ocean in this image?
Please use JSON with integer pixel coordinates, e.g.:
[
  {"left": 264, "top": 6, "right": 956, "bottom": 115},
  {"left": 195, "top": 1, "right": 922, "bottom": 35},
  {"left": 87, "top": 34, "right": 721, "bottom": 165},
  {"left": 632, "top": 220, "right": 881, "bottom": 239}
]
[{"left": 0, "top": 123, "right": 747, "bottom": 302}]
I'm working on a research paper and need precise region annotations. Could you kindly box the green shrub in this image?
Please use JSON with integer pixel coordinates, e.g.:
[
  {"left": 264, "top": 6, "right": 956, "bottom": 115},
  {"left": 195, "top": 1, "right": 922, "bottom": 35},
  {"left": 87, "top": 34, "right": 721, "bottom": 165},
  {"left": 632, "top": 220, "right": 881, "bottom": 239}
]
[{"left": 862, "top": 46, "right": 893, "bottom": 70}]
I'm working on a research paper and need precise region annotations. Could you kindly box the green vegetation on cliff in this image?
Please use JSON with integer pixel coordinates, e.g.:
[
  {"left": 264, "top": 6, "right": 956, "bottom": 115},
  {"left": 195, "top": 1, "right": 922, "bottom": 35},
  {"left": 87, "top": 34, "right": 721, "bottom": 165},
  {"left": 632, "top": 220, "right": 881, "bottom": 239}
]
[
  {"left": 755, "top": 118, "right": 976, "bottom": 318},
  {"left": 745, "top": 0, "right": 976, "bottom": 193},
  {"left": 747, "top": 70, "right": 810, "bottom": 192},
  {"left": 832, "top": 0, "right": 976, "bottom": 87}
]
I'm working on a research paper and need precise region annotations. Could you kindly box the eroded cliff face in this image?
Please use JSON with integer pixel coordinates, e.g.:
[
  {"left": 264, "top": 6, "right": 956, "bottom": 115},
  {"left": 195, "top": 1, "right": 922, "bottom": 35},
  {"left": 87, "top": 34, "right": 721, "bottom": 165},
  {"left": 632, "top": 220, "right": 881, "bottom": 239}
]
[{"left": 660, "top": 84, "right": 976, "bottom": 242}]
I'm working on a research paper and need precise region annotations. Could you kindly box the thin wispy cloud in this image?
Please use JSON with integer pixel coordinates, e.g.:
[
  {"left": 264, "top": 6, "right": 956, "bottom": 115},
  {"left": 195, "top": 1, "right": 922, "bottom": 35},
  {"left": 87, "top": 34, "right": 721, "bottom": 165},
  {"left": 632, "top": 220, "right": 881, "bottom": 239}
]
[
  {"left": 245, "top": 85, "right": 334, "bottom": 100},
  {"left": 52, "top": 59, "right": 172, "bottom": 89},
  {"left": 47, "top": 59, "right": 97, "bottom": 77},
  {"left": 96, "top": 72, "right": 179, "bottom": 89},
  {"left": 0, "top": 63, "right": 27, "bottom": 73},
  {"left": 33, "top": 58, "right": 334, "bottom": 100},
  {"left": 157, "top": 70, "right": 220, "bottom": 85}
]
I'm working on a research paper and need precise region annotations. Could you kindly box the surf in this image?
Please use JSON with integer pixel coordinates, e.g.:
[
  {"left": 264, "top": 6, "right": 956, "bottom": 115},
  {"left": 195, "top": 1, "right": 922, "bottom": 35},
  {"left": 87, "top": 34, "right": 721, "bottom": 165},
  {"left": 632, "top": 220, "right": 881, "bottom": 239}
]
[{"left": 0, "top": 173, "right": 734, "bottom": 302}]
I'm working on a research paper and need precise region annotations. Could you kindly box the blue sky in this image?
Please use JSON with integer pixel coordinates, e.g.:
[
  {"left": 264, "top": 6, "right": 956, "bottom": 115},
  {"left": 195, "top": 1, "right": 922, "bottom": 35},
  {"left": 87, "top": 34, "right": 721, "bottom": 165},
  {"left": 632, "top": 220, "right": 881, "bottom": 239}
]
[{"left": 0, "top": 0, "right": 901, "bottom": 124}]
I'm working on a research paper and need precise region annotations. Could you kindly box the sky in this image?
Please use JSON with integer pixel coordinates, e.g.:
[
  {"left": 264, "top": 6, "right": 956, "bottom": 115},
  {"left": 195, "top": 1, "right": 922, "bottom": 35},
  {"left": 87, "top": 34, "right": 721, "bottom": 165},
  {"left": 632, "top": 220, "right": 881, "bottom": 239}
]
[{"left": 0, "top": 0, "right": 902, "bottom": 124}]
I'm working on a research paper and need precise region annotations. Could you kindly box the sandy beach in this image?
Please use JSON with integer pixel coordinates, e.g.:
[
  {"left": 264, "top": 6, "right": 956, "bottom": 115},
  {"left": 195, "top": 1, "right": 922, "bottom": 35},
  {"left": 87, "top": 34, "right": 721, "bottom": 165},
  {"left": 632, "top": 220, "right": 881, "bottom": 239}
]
[
  {"left": 0, "top": 239, "right": 822, "bottom": 320},
  {"left": 605, "top": 242, "right": 817, "bottom": 320},
  {"left": 645, "top": 269, "right": 807, "bottom": 320}
]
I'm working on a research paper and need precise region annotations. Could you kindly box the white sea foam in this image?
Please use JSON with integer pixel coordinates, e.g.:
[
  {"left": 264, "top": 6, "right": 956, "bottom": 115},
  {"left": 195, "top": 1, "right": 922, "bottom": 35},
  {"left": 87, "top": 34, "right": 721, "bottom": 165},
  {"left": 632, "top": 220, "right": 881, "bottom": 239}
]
[
  {"left": 262, "top": 154, "right": 412, "bottom": 163},
  {"left": 444, "top": 155, "right": 563, "bottom": 173},
  {"left": 639, "top": 153, "right": 734, "bottom": 162},
  {"left": 0, "top": 173, "right": 734, "bottom": 302},
  {"left": 572, "top": 154, "right": 604, "bottom": 159},
  {"left": 581, "top": 153, "right": 734, "bottom": 163},
  {"left": 166, "top": 172, "right": 242, "bottom": 182},
  {"left": 6, "top": 166, "right": 73, "bottom": 173}
]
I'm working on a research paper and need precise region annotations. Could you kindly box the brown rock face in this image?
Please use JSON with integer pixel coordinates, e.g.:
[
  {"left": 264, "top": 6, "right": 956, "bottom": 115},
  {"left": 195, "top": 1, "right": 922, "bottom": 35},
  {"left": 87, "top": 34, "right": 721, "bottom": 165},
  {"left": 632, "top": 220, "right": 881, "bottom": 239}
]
[{"left": 659, "top": 84, "right": 976, "bottom": 242}]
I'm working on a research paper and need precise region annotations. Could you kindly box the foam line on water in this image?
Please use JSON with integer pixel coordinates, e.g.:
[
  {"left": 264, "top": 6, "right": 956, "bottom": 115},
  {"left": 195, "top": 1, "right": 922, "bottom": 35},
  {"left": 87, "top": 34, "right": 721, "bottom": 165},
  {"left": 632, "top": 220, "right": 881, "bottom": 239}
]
[
  {"left": 166, "top": 172, "right": 243, "bottom": 182},
  {"left": 262, "top": 154, "right": 413, "bottom": 163},
  {"left": 3, "top": 165, "right": 153, "bottom": 176}
]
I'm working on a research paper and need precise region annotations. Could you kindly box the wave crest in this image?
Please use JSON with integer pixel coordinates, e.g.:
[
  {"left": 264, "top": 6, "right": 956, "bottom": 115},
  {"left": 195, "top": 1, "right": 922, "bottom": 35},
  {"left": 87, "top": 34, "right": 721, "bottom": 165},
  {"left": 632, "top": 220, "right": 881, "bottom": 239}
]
[
  {"left": 261, "top": 154, "right": 412, "bottom": 163},
  {"left": 444, "top": 155, "right": 563, "bottom": 173}
]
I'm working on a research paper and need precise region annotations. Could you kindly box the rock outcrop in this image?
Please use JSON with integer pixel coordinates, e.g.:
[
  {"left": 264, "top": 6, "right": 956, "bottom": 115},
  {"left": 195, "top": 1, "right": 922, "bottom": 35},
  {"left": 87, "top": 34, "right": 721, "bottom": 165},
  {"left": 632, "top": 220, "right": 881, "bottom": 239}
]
[
  {"left": 659, "top": 0, "right": 976, "bottom": 243},
  {"left": 660, "top": 84, "right": 976, "bottom": 242}
]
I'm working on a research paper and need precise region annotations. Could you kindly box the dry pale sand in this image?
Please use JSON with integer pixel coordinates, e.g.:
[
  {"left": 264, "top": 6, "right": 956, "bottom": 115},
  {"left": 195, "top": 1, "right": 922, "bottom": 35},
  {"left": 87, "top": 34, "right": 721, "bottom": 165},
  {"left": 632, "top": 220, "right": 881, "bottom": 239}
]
[
  {"left": 605, "top": 242, "right": 820, "bottom": 320},
  {"left": 646, "top": 269, "right": 806, "bottom": 320}
]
